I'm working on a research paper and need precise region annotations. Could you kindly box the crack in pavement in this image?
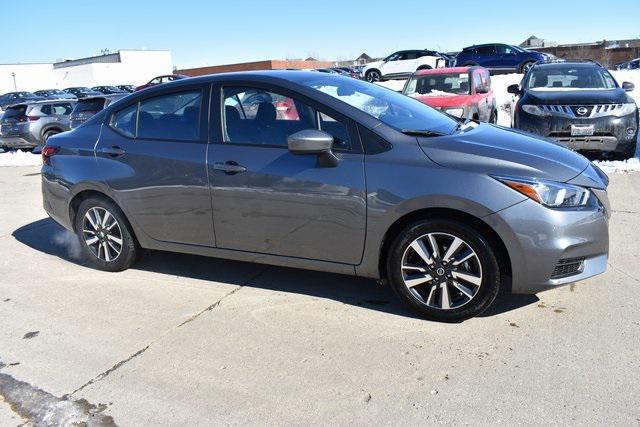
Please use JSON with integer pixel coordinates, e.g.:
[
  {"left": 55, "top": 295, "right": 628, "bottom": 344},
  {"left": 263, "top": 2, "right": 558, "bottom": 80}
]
[
  {"left": 608, "top": 262, "right": 640, "bottom": 284},
  {"left": 0, "top": 361, "right": 117, "bottom": 426},
  {"left": 68, "top": 265, "right": 271, "bottom": 398}
]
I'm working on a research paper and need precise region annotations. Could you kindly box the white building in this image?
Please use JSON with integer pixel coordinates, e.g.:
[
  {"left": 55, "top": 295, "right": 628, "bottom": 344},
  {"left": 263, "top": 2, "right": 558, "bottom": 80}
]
[{"left": 0, "top": 50, "right": 173, "bottom": 94}]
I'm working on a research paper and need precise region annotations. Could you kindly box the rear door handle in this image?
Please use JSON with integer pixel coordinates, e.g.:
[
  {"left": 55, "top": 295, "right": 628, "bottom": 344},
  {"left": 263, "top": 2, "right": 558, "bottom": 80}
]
[
  {"left": 100, "top": 146, "right": 125, "bottom": 157},
  {"left": 213, "top": 161, "right": 247, "bottom": 175}
]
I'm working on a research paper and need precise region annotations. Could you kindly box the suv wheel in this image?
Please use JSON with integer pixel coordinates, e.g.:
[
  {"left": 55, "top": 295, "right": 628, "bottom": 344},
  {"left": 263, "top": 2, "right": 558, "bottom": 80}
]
[
  {"left": 386, "top": 219, "right": 501, "bottom": 322},
  {"left": 365, "top": 70, "right": 381, "bottom": 82},
  {"left": 43, "top": 130, "right": 59, "bottom": 143},
  {"left": 75, "top": 197, "right": 138, "bottom": 272},
  {"left": 520, "top": 61, "right": 535, "bottom": 73},
  {"left": 416, "top": 65, "right": 433, "bottom": 71}
]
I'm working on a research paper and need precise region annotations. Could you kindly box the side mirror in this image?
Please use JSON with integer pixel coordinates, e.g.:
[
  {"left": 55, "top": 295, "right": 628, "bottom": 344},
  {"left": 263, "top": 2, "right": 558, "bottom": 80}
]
[
  {"left": 507, "top": 84, "right": 521, "bottom": 95},
  {"left": 622, "top": 81, "right": 635, "bottom": 92},
  {"left": 476, "top": 85, "right": 489, "bottom": 94},
  {"left": 287, "top": 129, "right": 338, "bottom": 167}
]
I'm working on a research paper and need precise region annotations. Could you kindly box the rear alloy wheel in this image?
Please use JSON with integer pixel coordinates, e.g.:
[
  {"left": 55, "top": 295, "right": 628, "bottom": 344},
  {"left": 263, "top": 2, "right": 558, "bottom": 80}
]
[
  {"left": 75, "top": 197, "right": 138, "bottom": 272},
  {"left": 43, "top": 130, "right": 59, "bottom": 143},
  {"left": 387, "top": 219, "right": 500, "bottom": 321},
  {"left": 520, "top": 61, "right": 535, "bottom": 73},
  {"left": 366, "top": 70, "right": 381, "bottom": 82}
]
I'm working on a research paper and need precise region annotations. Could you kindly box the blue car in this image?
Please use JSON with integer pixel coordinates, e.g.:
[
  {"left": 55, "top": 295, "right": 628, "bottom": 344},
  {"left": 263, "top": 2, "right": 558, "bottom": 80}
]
[{"left": 455, "top": 43, "right": 548, "bottom": 74}]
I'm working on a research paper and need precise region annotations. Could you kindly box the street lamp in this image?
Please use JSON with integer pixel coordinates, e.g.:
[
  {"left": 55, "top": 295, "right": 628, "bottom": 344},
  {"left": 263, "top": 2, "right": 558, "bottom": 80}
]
[{"left": 11, "top": 72, "right": 17, "bottom": 91}]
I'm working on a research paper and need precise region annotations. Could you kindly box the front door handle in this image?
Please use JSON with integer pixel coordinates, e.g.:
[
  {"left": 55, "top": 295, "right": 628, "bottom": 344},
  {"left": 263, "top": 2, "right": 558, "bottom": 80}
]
[
  {"left": 99, "top": 146, "right": 125, "bottom": 157},
  {"left": 213, "top": 161, "right": 247, "bottom": 175}
]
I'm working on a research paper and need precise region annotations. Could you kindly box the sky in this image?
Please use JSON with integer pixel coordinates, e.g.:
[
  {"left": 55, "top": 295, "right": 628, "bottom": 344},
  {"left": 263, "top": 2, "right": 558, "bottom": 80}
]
[{"left": 3, "top": 0, "right": 640, "bottom": 69}]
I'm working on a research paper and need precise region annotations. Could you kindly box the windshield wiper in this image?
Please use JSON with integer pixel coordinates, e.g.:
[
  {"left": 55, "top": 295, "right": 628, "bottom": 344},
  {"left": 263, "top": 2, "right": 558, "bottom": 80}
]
[{"left": 401, "top": 129, "right": 447, "bottom": 137}]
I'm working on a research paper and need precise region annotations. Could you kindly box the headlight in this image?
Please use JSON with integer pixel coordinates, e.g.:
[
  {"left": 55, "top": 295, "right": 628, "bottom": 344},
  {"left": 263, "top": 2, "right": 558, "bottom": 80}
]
[
  {"left": 445, "top": 108, "right": 464, "bottom": 117},
  {"left": 494, "top": 176, "right": 592, "bottom": 208},
  {"left": 522, "top": 104, "right": 551, "bottom": 117},
  {"left": 612, "top": 102, "right": 637, "bottom": 117}
]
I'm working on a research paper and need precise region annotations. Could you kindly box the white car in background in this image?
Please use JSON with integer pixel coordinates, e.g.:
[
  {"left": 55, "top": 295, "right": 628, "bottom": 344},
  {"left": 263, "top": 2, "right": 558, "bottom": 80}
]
[{"left": 362, "top": 49, "right": 452, "bottom": 82}]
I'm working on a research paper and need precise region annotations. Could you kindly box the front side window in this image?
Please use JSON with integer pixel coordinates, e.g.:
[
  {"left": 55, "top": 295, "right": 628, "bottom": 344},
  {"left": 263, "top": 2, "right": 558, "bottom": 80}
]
[
  {"left": 495, "top": 45, "right": 514, "bottom": 55},
  {"left": 299, "top": 74, "right": 457, "bottom": 134},
  {"left": 138, "top": 90, "right": 201, "bottom": 141},
  {"left": 222, "top": 87, "right": 352, "bottom": 150},
  {"left": 51, "top": 103, "right": 73, "bottom": 115},
  {"left": 110, "top": 103, "right": 137, "bottom": 137},
  {"left": 405, "top": 73, "right": 471, "bottom": 96},
  {"left": 527, "top": 66, "right": 617, "bottom": 90}
]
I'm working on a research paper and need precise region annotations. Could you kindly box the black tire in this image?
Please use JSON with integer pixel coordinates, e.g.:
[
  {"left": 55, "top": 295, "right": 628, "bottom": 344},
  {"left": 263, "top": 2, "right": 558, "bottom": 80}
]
[
  {"left": 74, "top": 196, "right": 138, "bottom": 272},
  {"left": 416, "top": 65, "right": 433, "bottom": 71},
  {"left": 386, "top": 219, "right": 501, "bottom": 322},
  {"left": 612, "top": 141, "right": 637, "bottom": 160},
  {"left": 519, "top": 61, "right": 535, "bottom": 74},
  {"left": 365, "top": 70, "right": 381, "bottom": 82},
  {"left": 43, "top": 129, "right": 60, "bottom": 143},
  {"left": 463, "top": 62, "right": 477, "bottom": 67}
]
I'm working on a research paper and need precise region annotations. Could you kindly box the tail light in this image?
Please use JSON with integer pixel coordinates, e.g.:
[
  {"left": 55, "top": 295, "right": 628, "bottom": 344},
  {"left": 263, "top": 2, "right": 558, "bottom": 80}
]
[
  {"left": 42, "top": 146, "right": 59, "bottom": 165},
  {"left": 27, "top": 116, "right": 40, "bottom": 121}
]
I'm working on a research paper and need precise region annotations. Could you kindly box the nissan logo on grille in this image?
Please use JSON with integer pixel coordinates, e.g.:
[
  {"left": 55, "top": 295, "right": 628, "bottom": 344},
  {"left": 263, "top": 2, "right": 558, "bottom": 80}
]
[{"left": 575, "top": 106, "right": 590, "bottom": 116}]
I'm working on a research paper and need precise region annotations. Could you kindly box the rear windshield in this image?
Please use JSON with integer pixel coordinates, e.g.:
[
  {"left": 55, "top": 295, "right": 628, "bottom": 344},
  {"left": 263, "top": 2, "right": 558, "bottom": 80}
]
[
  {"left": 3, "top": 105, "right": 27, "bottom": 118},
  {"left": 405, "top": 73, "right": 471, "bottom": 96},
  {"left": 73, "top": 98, "right": 105, "bottom": 113},
  {"left": 528, "top": 66, "right": 617, "bottom": 90}
]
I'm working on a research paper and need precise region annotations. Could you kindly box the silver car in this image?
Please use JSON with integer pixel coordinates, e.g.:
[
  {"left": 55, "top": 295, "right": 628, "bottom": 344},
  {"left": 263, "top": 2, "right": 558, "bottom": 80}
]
[
  {"left": 0, "top": 100, "right": 75, "bottom": 149},
  {"left": 41, "top": 71, "right": 610, "bottom": 321}
]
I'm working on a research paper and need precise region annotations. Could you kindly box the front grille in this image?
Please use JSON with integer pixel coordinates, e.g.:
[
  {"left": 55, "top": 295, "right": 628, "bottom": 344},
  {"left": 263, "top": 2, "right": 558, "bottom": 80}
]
[
  {"left": 551, "top": 257, "right": 585, "bottom": 279},
  {"left": 540, "top": 104, "right": 627, "bottom": 118}
]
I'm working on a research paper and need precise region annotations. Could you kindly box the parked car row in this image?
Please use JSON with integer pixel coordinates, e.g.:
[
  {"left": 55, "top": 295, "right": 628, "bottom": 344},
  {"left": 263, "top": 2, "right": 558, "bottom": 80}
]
[
  {"left": 616, "top": 58, "right": 640, "bottom": 70},
  {"left": 362, "top": 49, "right": 454, "bottom": 82},
  {"left": 454, "top": 43, "right": 553, "bottom": 74}
]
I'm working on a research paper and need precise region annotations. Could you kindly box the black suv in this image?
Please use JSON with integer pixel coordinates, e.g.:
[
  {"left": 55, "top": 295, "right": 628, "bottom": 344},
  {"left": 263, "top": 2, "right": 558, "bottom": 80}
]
[{"left": 509, "top": 61, "right": 638, "bottom": 159}]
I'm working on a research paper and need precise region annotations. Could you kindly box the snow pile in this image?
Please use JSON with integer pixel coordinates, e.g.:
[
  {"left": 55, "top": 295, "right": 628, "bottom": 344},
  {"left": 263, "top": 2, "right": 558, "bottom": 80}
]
[
  {"left": 0, "top": 150, "right": 42, "bottom": 167},
  {"left": 593, "top": 157, "right": 640, "bottom": 174},
  {"left": 488, "top": 73, "right": 522, "bottom": 126},
  {"left": 415, "top": 89, "right": 459, "bottom": 97}
]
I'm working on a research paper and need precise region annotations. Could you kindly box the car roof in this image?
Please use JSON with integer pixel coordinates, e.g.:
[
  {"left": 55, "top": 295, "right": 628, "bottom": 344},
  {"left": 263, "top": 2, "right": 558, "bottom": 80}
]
[{"left": 533, "top": 60, "right": 603, "bottom": 69}]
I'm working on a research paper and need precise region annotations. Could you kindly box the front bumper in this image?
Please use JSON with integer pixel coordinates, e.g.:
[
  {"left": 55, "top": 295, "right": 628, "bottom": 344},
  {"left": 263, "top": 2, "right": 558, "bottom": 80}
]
[
  {"left": 516, "top": 110, "right": 638, "bottom": 154},
  {"left": 484, "top": 195, "right": 609, "bottom": 294}
]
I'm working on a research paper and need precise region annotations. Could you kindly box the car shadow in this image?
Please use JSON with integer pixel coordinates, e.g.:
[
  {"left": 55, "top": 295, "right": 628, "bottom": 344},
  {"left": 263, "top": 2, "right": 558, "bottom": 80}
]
[{"left": 12, "top": 218, "right": 538, "bottom": 321}]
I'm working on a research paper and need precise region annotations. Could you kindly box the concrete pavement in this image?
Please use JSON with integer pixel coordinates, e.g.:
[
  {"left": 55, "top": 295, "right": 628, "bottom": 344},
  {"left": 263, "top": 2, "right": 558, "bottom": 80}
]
[{"left": 0, "top": 166, "right": 639, "bottom": 425}]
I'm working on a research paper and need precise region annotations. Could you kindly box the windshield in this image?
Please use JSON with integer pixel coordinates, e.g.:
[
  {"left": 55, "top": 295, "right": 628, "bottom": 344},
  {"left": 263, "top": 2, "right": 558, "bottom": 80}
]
[
  {"left": 528, "top": 66, "right": 617, "bottom": 90},
  {"left": 297, "top": 74, "right": 458, "bottom": 134},
  {"left": 405, "top": 73, "right": 471, "bottom": 96},
  {"left": 73, "top": 98, "right": 105, "bottom": 113}
]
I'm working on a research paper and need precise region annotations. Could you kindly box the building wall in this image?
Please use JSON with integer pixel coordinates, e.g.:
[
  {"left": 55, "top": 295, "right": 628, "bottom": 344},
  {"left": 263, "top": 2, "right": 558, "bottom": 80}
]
[
  {"left": 1, "top": 50, "right": 173, "bottom": 94},
  {"left": 0, "top": 64, "right": 56, "bottom": 93},
  {"left": 538, "top": 45, "right": 640, "bottom": 68},
  {"left": 178, "top": 59, "right": 333, "bottom": 76}
]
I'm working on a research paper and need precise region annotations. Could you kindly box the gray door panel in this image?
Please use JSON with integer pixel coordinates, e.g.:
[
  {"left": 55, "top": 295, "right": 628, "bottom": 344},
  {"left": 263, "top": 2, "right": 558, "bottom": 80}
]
[{"left": 208, "top": 144, "right": 366, "bottom": 264}]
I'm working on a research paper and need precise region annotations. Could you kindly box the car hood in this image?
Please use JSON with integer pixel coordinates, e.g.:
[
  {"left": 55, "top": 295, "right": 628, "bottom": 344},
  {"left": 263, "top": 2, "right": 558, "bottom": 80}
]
[
  {"left": 523, "top": 88, "right": 632, "bottom": 105},
  {"left": 417, "top": 123, "right": 592, "bottom": 183},
  {"left": 412, "top": 94, "right": 474, "bottom": 108}
]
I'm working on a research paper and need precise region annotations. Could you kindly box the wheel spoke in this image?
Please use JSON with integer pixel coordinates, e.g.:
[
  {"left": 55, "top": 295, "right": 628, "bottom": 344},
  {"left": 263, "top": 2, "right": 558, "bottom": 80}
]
[
  {"left": 83, "top": 229, "right": 96, "bottom": 235},
  {"left": 101, "top": 210, "right": 112, "bottom": 228},
  {"left": 85, "top": 212, "right": 98, "bottom": 231},
  {"left": 428, "top": 234, "right": 440, "bottom": 259},
  {"left": 452, "top": 271, "right": 482, "bottom": 286},
  {"left": 426, "top": 284, "right": 438, "bottom": 306},
  {"left": 91, "top": 208, "right": 103, "bottom": 227},
  {"left": 410, "top": 240, "right": 434, "bottom": 266},
  {"left": 85, "top": 236, "right": 99, "bottom": 246},
  {"left": 440, "top": 282, "right": 451, "bottom": 309},
  {"left": 452, "top": 251, "right": 474, "bottom": 266},
  {"left": 102, "top": 242, "right": 111, "bottom": 261},
  {"left": 404, "top": 274, "right": 433, "bottom": 288},
  {"left": 402, "top": 265, "right": 427, "bottom": 273},
  {"left": 442, "top": 237, "right": 463, "bottom": 263},
  {"left": 107, "top": 234, "right": 122, "bottom": 246},
  {"left": 451, "top": 280, "right": 475, "bottom": 299}
]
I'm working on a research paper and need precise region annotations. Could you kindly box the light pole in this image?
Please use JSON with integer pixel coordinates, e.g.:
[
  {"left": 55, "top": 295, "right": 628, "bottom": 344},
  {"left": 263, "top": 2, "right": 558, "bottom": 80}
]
[{"left": 11, "top": 72, "right": 17, "bottom": 91}]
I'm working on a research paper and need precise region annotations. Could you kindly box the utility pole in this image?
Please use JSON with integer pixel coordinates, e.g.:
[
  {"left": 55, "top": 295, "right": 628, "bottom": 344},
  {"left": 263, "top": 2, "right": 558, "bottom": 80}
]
[{"left": 11, "top": 72, "right": 17, "bottom": 91}]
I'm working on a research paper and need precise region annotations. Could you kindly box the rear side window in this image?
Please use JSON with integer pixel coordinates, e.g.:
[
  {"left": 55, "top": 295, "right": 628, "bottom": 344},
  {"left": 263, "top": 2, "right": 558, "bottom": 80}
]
[
  {"left": 110, "top": 103, "right": 137, "bottom": 137},
  {"left": 475, "top": 46, "right": 494, "bottom": 55},
  {"left": 74, "top": 98, "right": 105, "bottom": 113},
  {"left": 137, "top": 90, "right": 201, "bottom": 141},
  {"left": 40, "top": 105, "right": 52, "bottom": 115}
]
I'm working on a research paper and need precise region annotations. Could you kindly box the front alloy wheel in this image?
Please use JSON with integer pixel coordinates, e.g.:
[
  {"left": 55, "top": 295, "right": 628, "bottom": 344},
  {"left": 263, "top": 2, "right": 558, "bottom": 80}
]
[{"left": 387, "top": 219, "right": 501, "bottom": 322}]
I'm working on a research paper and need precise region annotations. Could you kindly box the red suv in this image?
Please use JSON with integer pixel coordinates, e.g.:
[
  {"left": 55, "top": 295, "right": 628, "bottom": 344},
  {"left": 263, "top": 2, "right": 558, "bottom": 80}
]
[{"left": 402, "top": 66, "right": 496, "bottom": 123}]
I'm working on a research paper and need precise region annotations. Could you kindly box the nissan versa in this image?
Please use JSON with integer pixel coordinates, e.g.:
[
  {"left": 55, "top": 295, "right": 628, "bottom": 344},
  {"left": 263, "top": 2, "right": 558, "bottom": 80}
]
[{"left": 41, "top": 71, "right": 610, "bottom": 321}]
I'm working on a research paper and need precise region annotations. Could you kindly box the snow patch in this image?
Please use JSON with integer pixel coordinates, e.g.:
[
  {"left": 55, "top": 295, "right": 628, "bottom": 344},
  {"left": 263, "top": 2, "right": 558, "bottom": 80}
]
[
  {"left": 593, "top": 157, "right": 640, "bottom": 174},
  {"left": 0, "top": 150, "right": 42, "bottom": 167}
]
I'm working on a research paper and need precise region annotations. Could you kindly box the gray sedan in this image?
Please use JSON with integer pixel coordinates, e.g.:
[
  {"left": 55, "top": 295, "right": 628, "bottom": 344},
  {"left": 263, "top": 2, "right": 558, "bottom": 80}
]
[{"left": 41, "top": 71, "right": 609, "bottom": 321}]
